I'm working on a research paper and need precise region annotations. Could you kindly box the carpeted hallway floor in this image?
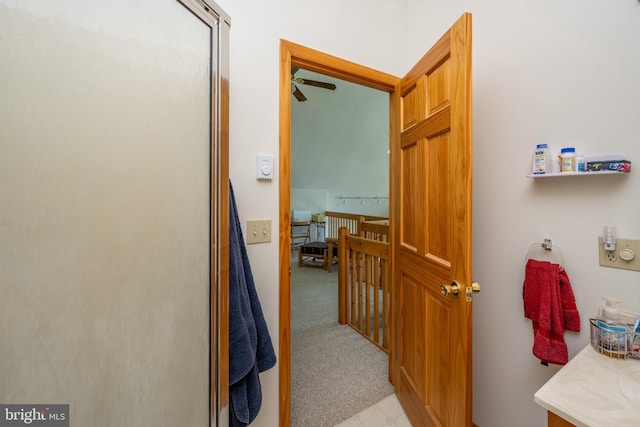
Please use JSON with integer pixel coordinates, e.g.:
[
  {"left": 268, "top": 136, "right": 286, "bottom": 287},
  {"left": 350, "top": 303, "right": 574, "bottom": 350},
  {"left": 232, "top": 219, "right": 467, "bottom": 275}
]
[{"left": 290, "top": 254, "right": 395, "bottom": 427}]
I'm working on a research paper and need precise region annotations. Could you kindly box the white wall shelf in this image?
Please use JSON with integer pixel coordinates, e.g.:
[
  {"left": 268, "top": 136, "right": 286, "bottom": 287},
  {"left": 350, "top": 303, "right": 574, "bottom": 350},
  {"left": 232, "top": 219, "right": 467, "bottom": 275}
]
[
  {"left": 527, "top": 171, "right": 630, "bottom": 178},
  {"left": 527, "top": 152, "right": 631, "bottom": 178}
]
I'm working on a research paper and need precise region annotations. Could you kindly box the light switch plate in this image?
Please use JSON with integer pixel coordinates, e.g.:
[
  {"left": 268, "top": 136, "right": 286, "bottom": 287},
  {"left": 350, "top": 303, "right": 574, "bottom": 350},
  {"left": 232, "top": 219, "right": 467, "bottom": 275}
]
[
  {"left": 247, "top": 219, "right": 271, "bottom": 244},
  {"left": 598, "top": 237, "right": 640, "bottom": 272}
]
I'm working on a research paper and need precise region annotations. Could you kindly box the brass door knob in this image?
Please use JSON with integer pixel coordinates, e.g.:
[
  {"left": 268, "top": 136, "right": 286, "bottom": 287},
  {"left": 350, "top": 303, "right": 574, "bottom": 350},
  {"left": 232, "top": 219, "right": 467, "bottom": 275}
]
[
  {"left": 440, "top": 281, "right": 461, "bottom": 298},
  {"left": 440, "top": 284, "right": 450, "bottom": 297}
]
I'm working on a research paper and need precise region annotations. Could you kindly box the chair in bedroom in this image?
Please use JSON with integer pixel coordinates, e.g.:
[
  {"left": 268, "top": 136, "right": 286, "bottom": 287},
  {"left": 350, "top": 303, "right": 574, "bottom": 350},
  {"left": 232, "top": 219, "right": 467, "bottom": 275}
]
[{"left": 290, "top": 210, "right": 312, "bottom": 251}]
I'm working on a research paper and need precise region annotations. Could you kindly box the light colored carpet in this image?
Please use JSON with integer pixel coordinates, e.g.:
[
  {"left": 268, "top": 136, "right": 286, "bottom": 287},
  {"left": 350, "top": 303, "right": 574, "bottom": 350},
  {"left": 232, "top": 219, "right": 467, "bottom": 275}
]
[{"left": 290, "top": 255, "right": 394, "bottom": 427}]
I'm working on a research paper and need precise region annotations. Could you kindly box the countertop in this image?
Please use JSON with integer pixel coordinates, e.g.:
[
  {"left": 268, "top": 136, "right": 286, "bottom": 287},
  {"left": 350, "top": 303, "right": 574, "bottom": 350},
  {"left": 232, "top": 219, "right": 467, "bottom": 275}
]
[{"left": 534, "top": 344, "right": 640, "bottom": 427}]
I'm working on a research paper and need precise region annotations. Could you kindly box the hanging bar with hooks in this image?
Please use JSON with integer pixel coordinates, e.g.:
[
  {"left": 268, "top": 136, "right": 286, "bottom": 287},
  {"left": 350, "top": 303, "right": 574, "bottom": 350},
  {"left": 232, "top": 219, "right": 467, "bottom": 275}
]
[{"left": 334, "top": 195, "right": 389, "bottom": 205}]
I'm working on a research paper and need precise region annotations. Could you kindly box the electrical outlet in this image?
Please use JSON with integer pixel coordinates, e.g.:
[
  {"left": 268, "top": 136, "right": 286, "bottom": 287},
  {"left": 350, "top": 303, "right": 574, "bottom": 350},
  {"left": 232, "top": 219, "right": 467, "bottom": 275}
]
[
  {"left": 246, "top": 219, "right": 271, "bottom": 244},
  {"left": 598, "top": 237, "right": 640, "bottom": 272}
]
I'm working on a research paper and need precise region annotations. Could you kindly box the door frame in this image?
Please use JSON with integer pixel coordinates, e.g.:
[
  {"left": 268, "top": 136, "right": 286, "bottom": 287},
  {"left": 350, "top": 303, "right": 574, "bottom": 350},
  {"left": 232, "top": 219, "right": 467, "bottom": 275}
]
[
  {"left": 278, "top": 40, "right": 399, "bottom": 426},
  {"left": 178, "top": 1, "right": 231, "bottom": 425}
]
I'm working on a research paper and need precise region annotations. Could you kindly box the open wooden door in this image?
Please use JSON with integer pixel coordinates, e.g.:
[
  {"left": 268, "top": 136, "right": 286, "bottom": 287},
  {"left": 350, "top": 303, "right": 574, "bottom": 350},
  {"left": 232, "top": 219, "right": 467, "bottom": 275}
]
[{"left": 390, "top": 13, "right": 475, "bottom": 427}]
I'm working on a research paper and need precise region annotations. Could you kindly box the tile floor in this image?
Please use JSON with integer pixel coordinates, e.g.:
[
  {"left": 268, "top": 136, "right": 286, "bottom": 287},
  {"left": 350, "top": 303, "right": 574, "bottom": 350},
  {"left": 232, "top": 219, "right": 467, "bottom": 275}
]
[{"left": 334, "top": 394, "right": 411, "bottom": 427}]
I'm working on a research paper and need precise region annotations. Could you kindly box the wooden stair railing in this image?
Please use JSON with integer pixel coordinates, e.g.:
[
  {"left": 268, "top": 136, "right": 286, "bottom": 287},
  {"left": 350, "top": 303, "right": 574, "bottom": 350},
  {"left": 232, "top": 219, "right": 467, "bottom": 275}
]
[
  {"left": 358, "top": 218, "right": 389, "bottom": 242},
  {"left": 324, "top": 211, "right": 387, "bottom": 272},
  {"left": 337, "top": 227, "right": 390, "bottom": 352}
]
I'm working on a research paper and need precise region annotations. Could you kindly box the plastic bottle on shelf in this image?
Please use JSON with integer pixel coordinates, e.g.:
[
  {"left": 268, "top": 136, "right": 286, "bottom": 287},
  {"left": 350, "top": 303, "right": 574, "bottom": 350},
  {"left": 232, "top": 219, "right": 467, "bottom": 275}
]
[
  {"left": 550, "top": 151, "right": 561, "bottom": 173},
  {"left": 532, "top": 144, "right": 550, "bottom": 175},
  {"left": 560, "top": 147, "right": 575, "bottom": 173},
  {"left": 575, "top": 153, "right": 586, "bottom": 172}
]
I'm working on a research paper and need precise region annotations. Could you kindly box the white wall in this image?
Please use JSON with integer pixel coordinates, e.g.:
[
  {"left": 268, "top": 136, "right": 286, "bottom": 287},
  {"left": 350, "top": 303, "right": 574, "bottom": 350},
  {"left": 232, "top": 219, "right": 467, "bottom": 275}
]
[
  {"left": 408, "top": 1, "right": 640, "bottom": 426},
  {"left": 219, "top": 0, "right": 640, "bottom": 426},
  {"left": 214, "top": 1, "right": 407, "bottom": 425},
  {"left": 291, "top": 70, "right": 389, "bottom": 218}
]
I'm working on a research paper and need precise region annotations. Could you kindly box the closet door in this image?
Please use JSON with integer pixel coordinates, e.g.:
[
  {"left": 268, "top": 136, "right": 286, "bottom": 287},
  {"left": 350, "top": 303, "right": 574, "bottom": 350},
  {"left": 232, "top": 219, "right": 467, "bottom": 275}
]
[{"left": 0, "top": 0, "right": 229, "bottom": 425}]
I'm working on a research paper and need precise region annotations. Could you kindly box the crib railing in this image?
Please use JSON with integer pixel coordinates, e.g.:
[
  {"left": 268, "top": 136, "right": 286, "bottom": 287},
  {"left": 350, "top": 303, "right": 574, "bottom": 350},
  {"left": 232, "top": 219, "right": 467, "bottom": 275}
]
[{"left": 337, "top": 227, "right": 390, "bottom": 353}]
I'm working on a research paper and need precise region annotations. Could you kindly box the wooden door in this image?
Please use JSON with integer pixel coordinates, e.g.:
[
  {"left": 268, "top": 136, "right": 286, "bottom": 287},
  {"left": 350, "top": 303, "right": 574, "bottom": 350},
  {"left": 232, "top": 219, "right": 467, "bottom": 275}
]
[{"left": 390, "top": 13, "right": 474, "bottom": 427}]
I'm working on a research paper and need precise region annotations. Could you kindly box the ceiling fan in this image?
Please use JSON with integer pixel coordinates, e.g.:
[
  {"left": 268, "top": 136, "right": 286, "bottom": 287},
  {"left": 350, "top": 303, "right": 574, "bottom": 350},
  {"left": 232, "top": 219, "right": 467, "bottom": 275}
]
[{"left": 291, "top": 67, "right": 337, "bottom": 102}]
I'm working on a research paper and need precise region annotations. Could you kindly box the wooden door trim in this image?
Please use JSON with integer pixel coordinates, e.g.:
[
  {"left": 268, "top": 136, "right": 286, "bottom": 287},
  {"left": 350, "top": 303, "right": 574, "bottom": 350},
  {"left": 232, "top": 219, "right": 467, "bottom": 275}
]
[{"left": 278, "top": 39, "right": 399, "bottom": 427}]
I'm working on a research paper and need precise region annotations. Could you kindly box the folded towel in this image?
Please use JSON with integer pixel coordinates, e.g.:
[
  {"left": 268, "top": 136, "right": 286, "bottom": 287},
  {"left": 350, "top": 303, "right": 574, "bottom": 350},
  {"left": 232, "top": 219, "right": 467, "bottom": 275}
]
[
  {"left": 229, "top": 181, "right": 277, "bottom": 426},
  {"left": 523, "top": 259, "right": 580, "bottom": 365}
]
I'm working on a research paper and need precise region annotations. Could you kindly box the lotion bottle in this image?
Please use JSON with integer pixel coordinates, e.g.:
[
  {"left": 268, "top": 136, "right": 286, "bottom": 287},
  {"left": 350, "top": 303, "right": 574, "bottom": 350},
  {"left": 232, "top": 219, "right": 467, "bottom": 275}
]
[
  {"left": 598, "top": 297, "right": 627, "bottom": 353},
  {"left": 600, "top": 296, "right": 621, "bottom": 323},
  {"left": 532, "top": 144, "right": 550, "bottom": 175}
]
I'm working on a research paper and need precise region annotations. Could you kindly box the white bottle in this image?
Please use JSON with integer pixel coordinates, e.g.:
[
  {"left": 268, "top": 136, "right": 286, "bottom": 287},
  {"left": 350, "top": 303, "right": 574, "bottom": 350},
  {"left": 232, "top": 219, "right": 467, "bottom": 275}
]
[
  {"left": 560, "top": 147, "right": 575, "bottom": 173},
  {"left": 550, "top": 152, "right": 561, "bottom": 173},
  {"left": 598, "top": 297, "right": 627, "bottom": 353},
  {"left": 532, "top": 144, "right": 549, "bottom": 175},
  {"left": 601, "top": 296, "right": 621, "bottom": 323}
]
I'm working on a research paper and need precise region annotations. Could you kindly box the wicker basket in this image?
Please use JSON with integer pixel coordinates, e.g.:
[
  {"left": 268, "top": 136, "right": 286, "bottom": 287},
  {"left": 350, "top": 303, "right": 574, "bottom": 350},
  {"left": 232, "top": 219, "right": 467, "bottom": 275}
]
[{"left": 589, "top": 318, "right": 640, "bottom": 359}]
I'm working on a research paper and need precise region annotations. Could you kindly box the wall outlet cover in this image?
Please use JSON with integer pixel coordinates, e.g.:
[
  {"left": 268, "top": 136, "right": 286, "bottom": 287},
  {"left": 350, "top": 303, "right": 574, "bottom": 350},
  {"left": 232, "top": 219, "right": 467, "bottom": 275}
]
[{"left": 598, "top": 237, "right": 640, "bottom": 272}]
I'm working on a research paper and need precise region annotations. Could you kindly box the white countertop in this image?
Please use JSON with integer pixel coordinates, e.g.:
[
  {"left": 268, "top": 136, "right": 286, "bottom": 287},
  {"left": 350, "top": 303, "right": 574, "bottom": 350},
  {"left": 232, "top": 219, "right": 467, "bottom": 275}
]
[{"left": 534, "top": 344, "right": 640, "bottom": 426}]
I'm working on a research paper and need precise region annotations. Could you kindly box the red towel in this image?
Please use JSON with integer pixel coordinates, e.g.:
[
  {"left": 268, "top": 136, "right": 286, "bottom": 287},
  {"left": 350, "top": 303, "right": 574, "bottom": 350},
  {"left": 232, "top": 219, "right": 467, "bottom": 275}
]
[
  {"left": 523, "top": 259, "right": 580, "bottom": 365},
  {"left": 559, "top": 269, "right": 580, "bottom": 332}
]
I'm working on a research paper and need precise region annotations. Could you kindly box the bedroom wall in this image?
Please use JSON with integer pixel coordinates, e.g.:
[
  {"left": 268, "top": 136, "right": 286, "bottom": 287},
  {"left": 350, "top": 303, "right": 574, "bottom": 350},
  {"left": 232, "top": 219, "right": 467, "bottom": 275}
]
[
  {"left": 407, "top": 1, "right": 640, "bottom": 426},
  {"left": 291, "top": 70, "right": 389, "bottom": 219},
  {"left": 213, "top": 1, "right": 407, "bottom": 426}
]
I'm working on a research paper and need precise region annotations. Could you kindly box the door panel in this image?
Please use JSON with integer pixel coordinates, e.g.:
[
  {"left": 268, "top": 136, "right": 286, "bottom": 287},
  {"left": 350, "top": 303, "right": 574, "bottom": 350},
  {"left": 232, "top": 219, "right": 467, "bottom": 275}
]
[
  {"left": 391, "top": 13, "right": 473, "bottom": 427},
  {"left": 400, "top": 142, "right": 425, "bottom": 252},
  {"left": 426, "top": 291, "right": 452, "bottom": 423},
  {"left": 427, "top": 133, "right": 451, "bottom": 261}
]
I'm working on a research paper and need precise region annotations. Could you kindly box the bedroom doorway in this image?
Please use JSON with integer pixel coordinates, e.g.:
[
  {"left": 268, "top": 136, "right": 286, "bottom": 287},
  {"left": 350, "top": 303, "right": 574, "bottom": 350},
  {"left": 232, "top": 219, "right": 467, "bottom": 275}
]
[
  {"left": 289, "top": 67, "right": 391, "bottom": 426},
  {"left": 278, "top": 40, "right": 399, "bottom": 427}
]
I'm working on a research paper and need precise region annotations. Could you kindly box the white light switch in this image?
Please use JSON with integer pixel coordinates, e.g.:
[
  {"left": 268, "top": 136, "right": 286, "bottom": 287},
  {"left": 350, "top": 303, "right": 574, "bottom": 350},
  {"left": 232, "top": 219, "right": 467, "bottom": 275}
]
[{"left": 257, "top": 154, "right": 274, "bottom": 181}]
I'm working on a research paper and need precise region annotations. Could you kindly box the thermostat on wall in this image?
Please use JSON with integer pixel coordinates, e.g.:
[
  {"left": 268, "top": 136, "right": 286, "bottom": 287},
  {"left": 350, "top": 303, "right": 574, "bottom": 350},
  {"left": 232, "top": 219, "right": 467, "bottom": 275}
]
[{"left": 257, "top": 154, "right": 274, "bottom": 181}]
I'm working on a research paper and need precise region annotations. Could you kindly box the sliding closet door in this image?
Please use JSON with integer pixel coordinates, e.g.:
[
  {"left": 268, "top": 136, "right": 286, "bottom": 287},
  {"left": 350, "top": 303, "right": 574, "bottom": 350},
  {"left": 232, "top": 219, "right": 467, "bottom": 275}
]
[{"left": 0, "top": 0, "right": 228, "bottom": 425}]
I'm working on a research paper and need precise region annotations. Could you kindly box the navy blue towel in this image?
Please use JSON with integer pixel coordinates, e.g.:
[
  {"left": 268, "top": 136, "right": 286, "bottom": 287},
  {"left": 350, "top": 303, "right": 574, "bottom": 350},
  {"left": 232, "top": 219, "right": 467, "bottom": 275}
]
[{"left": 228, "top": 181, "right": 276, "bottom": 427}]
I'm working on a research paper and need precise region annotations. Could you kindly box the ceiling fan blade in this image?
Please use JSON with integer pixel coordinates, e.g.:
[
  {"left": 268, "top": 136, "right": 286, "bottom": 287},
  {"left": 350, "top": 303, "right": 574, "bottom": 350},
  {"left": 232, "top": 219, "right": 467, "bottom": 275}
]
[
  {"left": 292, "top": 85, "right": 307, "bottom": 102},
  {"left": 297, "top": 78, "right": 336, "bottom": 90}
]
